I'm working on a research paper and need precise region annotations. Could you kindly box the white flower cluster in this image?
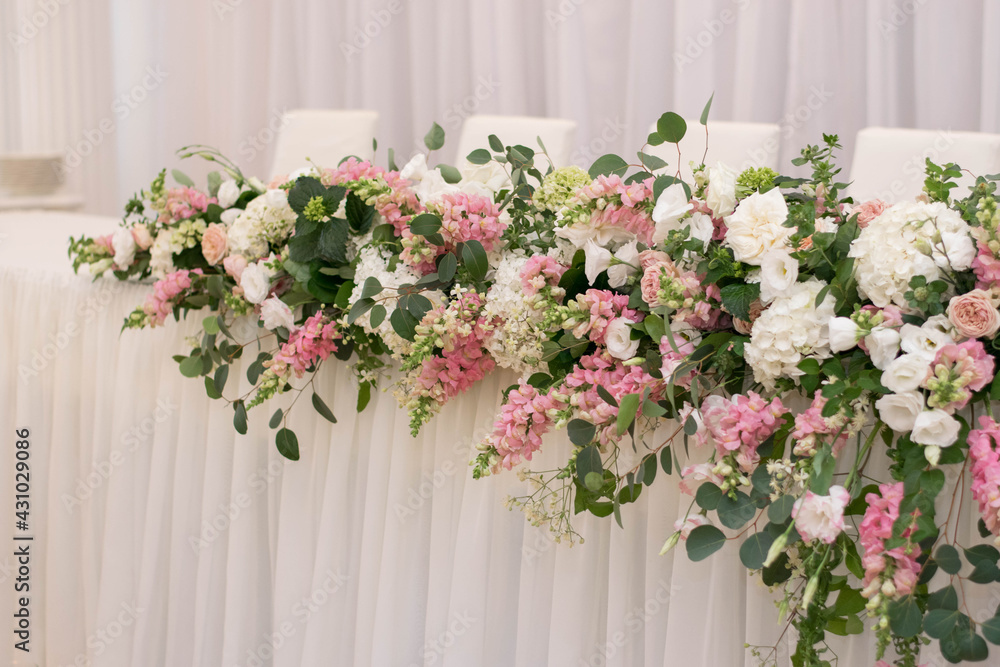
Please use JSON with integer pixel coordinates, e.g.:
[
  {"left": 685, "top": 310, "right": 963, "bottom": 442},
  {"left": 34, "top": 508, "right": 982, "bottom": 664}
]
[
  {"left": 148, "top": 220, "right": 205, "bottom": 278},
  {"left": 482, "top": 251, "right": 549, "bottom": 375},
  {"left": 349, "top": 243, "right": 428, "bottom": 356},
  {"left": 849, "top": 201, "right": 975, "bottom": 310},
  {"left": 228, "top": 190, "right": 297, "bottom": 260},
  {"left": 745, "top": 278, "right": 836, "bottom": 389}
]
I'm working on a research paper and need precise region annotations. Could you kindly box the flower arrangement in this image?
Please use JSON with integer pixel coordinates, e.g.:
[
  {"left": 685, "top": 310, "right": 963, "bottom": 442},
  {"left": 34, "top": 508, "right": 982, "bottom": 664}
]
[{"left": 69, "top": 103, "right": 1000, "bottom": 665}]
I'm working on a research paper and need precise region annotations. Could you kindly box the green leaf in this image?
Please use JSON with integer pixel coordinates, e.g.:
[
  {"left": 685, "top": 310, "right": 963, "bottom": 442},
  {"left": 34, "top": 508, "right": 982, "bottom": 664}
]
[
  {"left": 389, "top": 307, "right": 418, "bottom": 341},
  {"left": 268, "top": 408, "right": 283, "bottom": 429},
  {"left": 928, "top": 585, "right": 959, "bottom": 611},
  {"left": 488, "top": 134, "right": 504, "bottom": 153},
  {"left": 739, "top": 531, "right": 774, "bottom": 570},
  {"left": 361, "top": 276, "right": 383, "bottom": 299},
  {"left": 719, "top": 283, "right": 760, "bottom": 321},
  {"left": 410, "top": 213, "right": 443, "bottom": 237},
  {"left": 717, "top": 490, "right": 755, "bottom": 529},
  {"left": 616, "top": 393, "right": 641, "bottom": 436},
  {"left": 588, "top": 154, "right": 629, "bottom": 180},
  {"left": 356, "top": 381, "right": 372, "bottom": 412},
  {"left": 568, "top": 419, "right": 596, "bottom": 446},
  {"left": 924, "top": 608, "right": 961, "bottom": 639},
  {"left": 171, "top": 168, "right": 195, "bottom": 187},
  {"left": 768, "top": 495, "right": 796, "bottom": 524},
  {"left": 699, "top": 93, "right": 714, "bottom": 125},
  {"left": 656, "top": 112, "right": 687, "bottom": 143},
  {"left": 233, "top": 401, "right": 248, "bottom": 435},
  {"left": 467, "top": 149, "right": 491, "bottom": 165},
  {"left": 437, "top": 252, "right": 457, "bottom": 282},
  {"left": 179, "top": 356, "right": 203, "bottom": 378},
  {"left": 318, "top": 218, "right": 349, "bottom": 264},
  {"left": 576, "top": 445, "right": 603, "bottom": 489},
  {"left": 660, "top": 446, "right": 673, "bottom": 475},
  {"left": 797, "top": 358, "right": 821, "bottom": 375},
  {"left": 833, "top": 587, "right": 867, "bottom": 616},
  {"left": 637, "top": 151, "right": 668, "bottom": 171},
  {"left": 981, "top": 616, "right": 1000, "bottom": 645},
  {"left": 424, "top": 122, "right": 445, "bottom": 151},
  {"left": 887, "top": 595, "right": 922, "bottom": 638},
  {"left": 436, "top": 163, "right": 461, "bottom": 184},
  {"left": 647, "top": 131, "right": 664, "bottom": 146},
  {"left": 696, "top": 483, "right": 723, "bottom": 511},
  {"left": 936, "top": 544, "right": 962, "bottom": 575},
  {"left": 312, "top": 392, "right": 337, "bottom": 423},
  {"left": 460, "top": 240, "right": 488, "bottom": 281},
  {"left": 348, "top": 298, "right": 375, "bottom": 324},
  {"left": 213, "top": 364, "right": 229, "bottom": 394},
  {"left": 206, "top": 171, "right": 222, "bottom": 197},
  {"left": 369, "top": 304, "right": 386, "bottom": 328},
  {"left": 204, "top": 376, "right": 222, "bottom": 399},
  {"left": 686, "top": 525, "right": 726, "bottom": 561},
  {"left": 275, "top": 428, "right": 300, "bottom": 460}
]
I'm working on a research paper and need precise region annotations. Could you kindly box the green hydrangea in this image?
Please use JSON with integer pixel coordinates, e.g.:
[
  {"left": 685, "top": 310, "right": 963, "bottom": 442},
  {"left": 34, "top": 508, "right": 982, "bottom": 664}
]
[
  {"left": 535, "top": 166, "right": 592, "bottom": 213},
  {"left": 737, "top": 166, "right": 778, "bottom": 194}
]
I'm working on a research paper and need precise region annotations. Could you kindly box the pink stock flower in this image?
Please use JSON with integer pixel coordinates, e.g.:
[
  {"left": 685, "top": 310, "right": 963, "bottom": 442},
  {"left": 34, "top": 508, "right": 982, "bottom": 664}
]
[
  {"left": 572, "top": 289, "right": 637, "bottom": 345},
  {"left": 485, "top": 382, "right": 559, "bottom": 470},
  {"left": 792, "top": 486, "right": 850, "bottom": 544},
  {"left": 859, "top": 482, "right": 922, "bottom": 600},
  {"left": 851, "top": 199, "right": 888, "bottom": 228},
  {"left": 322, "top": 157, "right": 386, "bottom": 185},
  {"left": 925, "top": 340, "right": 995, "bottom": 413},
  {"left": 267, "top": 311, "right": 341, "bottom": 378},
  {"left": 973, "top": 244, "right": 1000, "bottom": 291},
  {"left": 697, "top": 392, "right": 788, "bottom": 472},
  {"left": 791, "top": 394, "right": 851, "bottom": 458},
  {"left": 678, "top": 463, "right": 724, "bottom": 495},
  {"left": 573, "top": 174, "right": 658, "bottom": 244},
  {"left": 969, "top": 417, "right": 1000, "bottom": 539},
  {"left": 659, "top": 331, "right": 696, "bottom": 388},
  {"left": 142, "top": 269, "right": 197, "bottom": 326},
  {"left": 95, "top": 234, "right": 114, "bottom": 253},
  {"left": 223, "top": 254, "right": 247, "bottom": 282},
  {"left": 520, "top": 255, "right": 567, "bottom": 296},
  {"left": 159, "top": 187, "right": 214, "bottom": 224}
]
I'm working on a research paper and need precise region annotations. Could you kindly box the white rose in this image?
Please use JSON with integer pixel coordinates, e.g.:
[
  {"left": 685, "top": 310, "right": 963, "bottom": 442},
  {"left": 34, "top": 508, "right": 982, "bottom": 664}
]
[
  {"left": 217, "top": 180, "right": 242, "bottom": 208},
  {"left": 460, "top": 160, "right": 511, "bottom": 193},
  {"left": 705, "top": 162, "right": 737, "bottom": 218},
  {"left": 263, "top": 188, "right": 289, "bottom": 209},
  {"left": 240, "top": 262, "right": 273, "bottom": 305},
  {"left": 583, "top": 239, "right": 612, "bottom": 284},
  {"left": 759, "top": 250, "right": 799, "bottom": 303},
  {"left": 911, "top": 409, "right": 961, "bottom": 447},
  {"left": 881, "top": 354, "right": 932, "bottom": 394},
  {"left": 939, "top": 230, "right": 976, "bottom": 271},
  {"left": 865, "top": 326, "right": 902, "bottom": 370},
  {"left": 259, "top": 296, "right": 295, "bottom": 331},
  {"left": 605, "top": 317, "right": 640, "bottom": 360},
  {"left": 875, "top": 391, "right": 924, "bottom": 432},
  {"left": 400, "top": 153, "right": 429, "bottom": 182},
  {"left": 828, "top": 317, "right": 861, "bottom": 353},
  {"left": 900, "top": 323, "right": 954, "bottom": 360},
  {"left": 607, "top": 240, "right": 640, "bottom": 288},
  {"left": 688, "top": 212, "right": 715, "bottom": 249},
  {"left": 415, "top": 169, "right": 459, "bottom": 204},
  {"left": 651, "top": 183, "right": 694, "bottom": 244},
  {"left": 221, "top": 208, "right": 241, "bottom": 225},
  {"left": 112, "top": 227, "right": 136, "bottom": 268},
  {"left": 724, "top": 187, "right": 791, "bottom": 265}
]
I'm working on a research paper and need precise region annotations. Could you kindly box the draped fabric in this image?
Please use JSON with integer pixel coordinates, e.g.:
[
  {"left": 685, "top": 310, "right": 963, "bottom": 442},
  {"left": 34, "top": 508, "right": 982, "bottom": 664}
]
[
  {"left": 2, "top": 216, "right": 997, "bottom": 666},
  {"left": 2, "top": 0, "right": 1000, "bottom": 216}
]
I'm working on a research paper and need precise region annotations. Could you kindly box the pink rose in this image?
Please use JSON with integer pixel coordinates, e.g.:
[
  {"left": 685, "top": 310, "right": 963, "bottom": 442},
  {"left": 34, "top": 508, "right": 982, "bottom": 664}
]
[
  {"left": 637, "top": 249, "right": 670, "bottom": 270},
  {"left": 792, "top": 486, "right": 850, "bottom": 544},
  {"left": 640, "top": 260, "right": 678, "bottom": 307},
  {"left": 132, "top": 224, "right": 153, "bottom": 250},
  {"left": 947, "top": 289, "right": 1000, "bottom": 339},
  {"left": 201, "top": 223, "right": 228, "bottom": 266},
  {"left": 851, "top": 199, "right": 888, "bottom": 228},
  {"left": 733, "top": 299, "right": 765, "bottom": 335},
  {"left": 223, "top": 254, "right": 247, "bottom": 282}
]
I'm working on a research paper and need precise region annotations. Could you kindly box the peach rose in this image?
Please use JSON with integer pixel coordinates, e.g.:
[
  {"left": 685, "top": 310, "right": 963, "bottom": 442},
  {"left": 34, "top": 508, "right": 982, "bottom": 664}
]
[
  {"left": 637, "top": 249, "right": 670, "bottom": 270},
  {"left": 640, "top": 260, "right": 680, "bottom": 307},
  {"left": 223, "top": 254, "right": 247, "bottom": 282},
  {"left": 131, "top": 224, "right": 153, "bottom": 250},
  {"left": 947, "top": 289, "right": 1000, "bottom": 339},
  {"left": 201, "top": 223, "right": 228, "bottom": 266},
  {"left": 851, "top": 199, "right": 888, "bottom": 228},
  {"left": 733, "top": 299, "right": 765, "bottom": 335}
]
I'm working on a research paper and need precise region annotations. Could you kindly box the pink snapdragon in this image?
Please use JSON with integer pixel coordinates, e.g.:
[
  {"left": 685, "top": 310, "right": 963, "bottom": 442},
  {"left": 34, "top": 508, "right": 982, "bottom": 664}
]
[
  {"left": 577, "top": 174, "right": 658, "bottom": 244},
  {"left": 697, "top": 392, "right": 789, "bottom": 472},
  {"left": 678, "top": 462, "right": 725, "bottom": 495},
  {"left": 659, "top": 331, "right": 697, "bottom": 388},
  {"left": 925, "top": 340, "right": 995, "bottom": 413},
  {"left": 322, "top": 157, "right": 386, "bottom": 184},
  {"left": 401, "top": 192, "right": 506, "bottom": 273},
  {"left": 520, "top": 255, "right": 568, "bottom": 296},
  {"left": 158, "top": 187, "right": 214, "bottom": 224},
  {"left": 268, "top": 311, "right": 341, "bottom": 378},
  {"left": 142, "top": 269, "right": 197, "bottom": 326},
  {"left": 859, "top": 482, "right": 922, "bottom": 600},
  {"left": 791, "top": 394, "right": 850, "bottom": 457},
  {"left": 484, "top": 382, "right": 561, "bottom": 470},
  {"left": 571, "top": 289, "right": 638, "bottom": 345},
  {"left": 972, "top": 243, "right": 1000, "bottom": 292},
  {"left": 969, "top": 416, "right": 1000, "bottom": 539}
]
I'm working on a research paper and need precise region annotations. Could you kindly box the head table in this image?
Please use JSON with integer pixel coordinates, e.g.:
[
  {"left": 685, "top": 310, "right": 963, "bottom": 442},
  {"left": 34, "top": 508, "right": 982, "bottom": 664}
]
[{"left": 0, "top": 211, "right": 986, "bottom": 667}]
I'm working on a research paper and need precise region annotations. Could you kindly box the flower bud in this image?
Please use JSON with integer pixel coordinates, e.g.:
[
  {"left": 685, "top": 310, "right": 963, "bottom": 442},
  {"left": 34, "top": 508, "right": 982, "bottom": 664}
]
[
  {"left": 924, "top": 445, "right": 941, "bottom": 467},
  {"left": 801, "top": 574, "right": 820, "bottom": 610},
  {"left": 880, "top": 580, "right": 896, "bottom": 597},
  {"left": 623, "top": 357, "right": 645, "bottom": 366},
  {"left": 763, "top": 532, "right": 788, "bottom": 568},
  {"left": 659, "top": 531, "right": 681, "bottom": 556}
]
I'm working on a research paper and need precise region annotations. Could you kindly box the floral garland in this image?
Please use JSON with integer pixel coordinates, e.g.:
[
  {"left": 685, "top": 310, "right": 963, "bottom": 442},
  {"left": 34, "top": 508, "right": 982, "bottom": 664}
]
[{"left": 69, "top": 107, "right": 1000, "bottom": 665}]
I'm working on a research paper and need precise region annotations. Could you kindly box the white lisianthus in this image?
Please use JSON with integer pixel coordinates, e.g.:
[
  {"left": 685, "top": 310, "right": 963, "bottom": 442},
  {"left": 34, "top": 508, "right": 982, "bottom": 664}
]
[
  {"left": 899, "top": 322, "right": 954, "bottom": 360},
  {"left": 259, "top": 296, "right": 295, "bottom": 331},
  {"left": 415, "top": 169, "right": 458, "bottom": 204},
  {"left": 828, "top": 317, "right": 861, "bottom": 353},
  {"left": 724, "top": 187, "right": 792, "bottom": 265},
  {"left": 651, "top": 183, "right": 694, "bottom": 244},
  {"left": 880, "top": 354, "right": 932, "bottom": 394},
  {"left": 400, "top": 153, "right": 429, "bottom": 182},
  {"left": 459, "top": 159, "right": 511, "bottom": 194},
  {"left": 849, "top": 201, "right": 975, "bottom": 309},
  {"left": 875, "top": 391, "right": 924, "bottom": 432},
  {"left": 605, "top": 317, "right": 640, "bottom": 360},
  {"left": 240, "top": 262, "right": 274, "bottom": 305},
  {"left": 217, "top": 180, "right": 243, "bottom": 208},
  {"left": 149, "top": 229, "right": 177, "bottom": 278},
  {"left": 759, "top": 250, "right": 799, "bottom": 303},
  {"left": 792, "top": 486, "right": 851, "bottom": 544},
  {"left": 112, "top": 227, "right": 137, "bottom": 269},
  {"left": 705, "top": 162, "right": 737, "bottom": 218},
  {"left": 864, "top": 326, "right": 902, "bottom": 370},
  {"left": 687, "top": 212, "right": 715, "bottom": 250},
  {"left": 583, "top": 238, "right": 613, "bottom": 284},
  {"left": 607, "top": 240, "right": 640, "bottom": 288},
  {"left": 911, "top": 409, "right": 961, "bottom": 448},
  {"left": 221, "top": 208, "right": 241, "bottom": 225}
]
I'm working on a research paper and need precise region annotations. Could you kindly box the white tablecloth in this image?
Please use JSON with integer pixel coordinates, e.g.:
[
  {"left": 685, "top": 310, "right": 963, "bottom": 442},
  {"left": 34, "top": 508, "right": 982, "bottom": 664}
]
[{"left": 1, "top": 212, "right": 985, "bottom": 667}]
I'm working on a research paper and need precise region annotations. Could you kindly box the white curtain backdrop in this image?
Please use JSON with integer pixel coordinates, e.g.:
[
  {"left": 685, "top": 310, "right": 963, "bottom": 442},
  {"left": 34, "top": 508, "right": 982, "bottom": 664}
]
[{"left": 2, "top": 0, "right": 1000, "bottom": 214}]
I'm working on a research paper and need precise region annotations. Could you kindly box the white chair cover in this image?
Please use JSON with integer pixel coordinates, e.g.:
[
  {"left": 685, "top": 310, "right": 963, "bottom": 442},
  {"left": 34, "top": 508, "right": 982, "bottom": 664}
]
[
  {"left": 269, "top": 110, "right": 379, "bottom": 180},
  {"left": 645, "top": 120, "right": 781, "bottom": 182},
  {"left": 453, "top": 115, "right": 577, "bottom": 170},
  {"left": 848, "top": 127, "right": 1000, "bottom": 204}
]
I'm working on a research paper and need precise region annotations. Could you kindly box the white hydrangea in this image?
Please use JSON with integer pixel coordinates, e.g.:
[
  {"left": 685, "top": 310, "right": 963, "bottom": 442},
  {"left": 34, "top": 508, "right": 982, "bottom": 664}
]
[
  {"left": 228, "top": 189, "right": 297, "bottom": 260},
  {"left": 744, "top": 278, "right": 836, "bottom": 390},
  {"left": 849, "top": 201, "right": 975, "bottom": 310},
  {"left": 482, "top": 251, "right": 549, "bottom": 375},
  {"left": 149, "top": 229, "right": 180, "bottom": 278}
]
